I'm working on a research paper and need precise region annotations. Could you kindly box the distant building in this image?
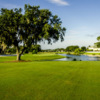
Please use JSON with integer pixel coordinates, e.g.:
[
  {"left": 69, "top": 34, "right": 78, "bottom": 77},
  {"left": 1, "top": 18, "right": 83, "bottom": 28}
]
[{"left": 88, "top": 44, "right": 100, "bottom": 51}]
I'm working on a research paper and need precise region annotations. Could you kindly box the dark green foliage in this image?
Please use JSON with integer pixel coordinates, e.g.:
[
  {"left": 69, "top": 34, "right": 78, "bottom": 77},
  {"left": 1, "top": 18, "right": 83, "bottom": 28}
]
[
  {"left": 32, "top": 50, "right": 38, "bottom": 54},
  {"left": 81, "top": 46, "right": 86, "bottom": 51},
  {"left": 94, "top": 36, "right": 100, "bottom": 48},
  {"left": 54, "top": 48, "right": 65, "bottom": 52},
  {"left": 0, "top": 48, "right": 2, "bottom": 54},
  {"left": 73, "top": 58, "right": 77, "bottom": 61},
  {"left": 0, "top": 4, "right": 66, "bottom": 60},
  {"left": 0, "top": 43, "right": 2, "bottom": 54},
  {"left": 6, "top": 47, "right": 16, "bottom": 54},
  {"left": 66, "top": 45, "right": 79, "bottom": 52},
  {"left": 30, "top": 45, "right": 41, "bottom": 52},
  {"left": 41, "top": 48, "right": 65, "bottom": 52},
  {"left": 24, "top": 45, "right": 41, "bottom": 54},
  {"left": 97, "top": 36, "right": 100, "bottom": 41},
  {"left": 94, "top": 42, "right": 100, "bottom": 48}
]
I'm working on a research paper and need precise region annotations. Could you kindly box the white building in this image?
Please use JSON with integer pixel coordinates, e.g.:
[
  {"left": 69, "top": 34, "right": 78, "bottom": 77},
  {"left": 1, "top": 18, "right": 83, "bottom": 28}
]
[{"left": 88, "top": 46, "right": 100, "bottom": 51}]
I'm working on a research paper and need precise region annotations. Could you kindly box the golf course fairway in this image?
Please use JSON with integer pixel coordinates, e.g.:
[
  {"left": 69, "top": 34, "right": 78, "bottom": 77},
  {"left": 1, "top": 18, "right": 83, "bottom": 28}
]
[{"left": 0, "top": 61, "right": 100, "bottom": 100}]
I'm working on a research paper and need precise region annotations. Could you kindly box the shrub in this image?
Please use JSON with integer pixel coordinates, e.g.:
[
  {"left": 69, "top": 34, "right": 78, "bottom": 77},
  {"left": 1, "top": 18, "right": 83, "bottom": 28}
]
[
  {"left": 32, "top": 50, "right": 38, "bottom": 54},
  {"left": 74, "top": 48, "right": 81, "bottom": 55}
]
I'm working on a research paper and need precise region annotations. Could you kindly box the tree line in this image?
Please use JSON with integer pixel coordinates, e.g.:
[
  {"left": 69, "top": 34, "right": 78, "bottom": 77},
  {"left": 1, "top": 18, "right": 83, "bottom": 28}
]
[{"left": 42, "top": 46, "right": 87, "bottom": 52}]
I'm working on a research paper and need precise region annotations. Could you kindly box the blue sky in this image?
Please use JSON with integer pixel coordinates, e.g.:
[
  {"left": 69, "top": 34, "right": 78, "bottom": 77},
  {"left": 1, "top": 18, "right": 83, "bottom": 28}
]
[{"left": 0, "top": 0, "right": 100, "bottom": 49}]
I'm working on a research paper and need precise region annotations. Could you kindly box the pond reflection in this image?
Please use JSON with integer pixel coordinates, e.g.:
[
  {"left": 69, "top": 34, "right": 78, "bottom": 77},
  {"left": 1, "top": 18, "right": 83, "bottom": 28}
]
[{"left": 54, "top": 54, "right": 100, "bottom": 61}]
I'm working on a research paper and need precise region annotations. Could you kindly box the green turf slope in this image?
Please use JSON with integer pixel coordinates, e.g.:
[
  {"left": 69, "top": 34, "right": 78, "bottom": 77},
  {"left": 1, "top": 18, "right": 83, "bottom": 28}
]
[
  {"left": 0, "top": 61, "right": 100, "bottom": 100},
  {"left": 0, "top": 53, "right": 65, "bottom": 62}
]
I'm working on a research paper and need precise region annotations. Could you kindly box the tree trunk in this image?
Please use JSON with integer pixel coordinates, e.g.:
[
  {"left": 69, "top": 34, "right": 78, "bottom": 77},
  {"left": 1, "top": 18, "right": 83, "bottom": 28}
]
[
  {"left": 16, "top": 47, "right": 21, "bottom": 61},
  {"left": 16, "top": 46, "right": 25, "bottom": 61},
  {"left": 17, "top": 53, "right": 21, "bottom": 61}
]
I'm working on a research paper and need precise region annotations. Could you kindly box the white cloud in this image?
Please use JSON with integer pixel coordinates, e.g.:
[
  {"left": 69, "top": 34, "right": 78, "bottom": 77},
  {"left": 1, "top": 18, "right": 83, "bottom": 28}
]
[{"left": 48, "top": 0, "right": 69, "bottom": 6}]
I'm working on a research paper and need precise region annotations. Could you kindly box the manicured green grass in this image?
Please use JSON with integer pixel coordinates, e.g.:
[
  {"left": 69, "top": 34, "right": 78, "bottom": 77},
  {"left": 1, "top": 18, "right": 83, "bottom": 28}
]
[
  {"left": 0, "top": 61, "right": 100, "bottom": 100},
  {"left": 84, "top": 52, "right": 100, "bottom": 55},
  {"left": 0, "top": 53, "right": 65, "bottom": 62},
  {"left": 0, "top": 56, "right": 16, "bottom": 62},
  {"left": 22, "top": 53, "right": 65, "bottom": 61}
]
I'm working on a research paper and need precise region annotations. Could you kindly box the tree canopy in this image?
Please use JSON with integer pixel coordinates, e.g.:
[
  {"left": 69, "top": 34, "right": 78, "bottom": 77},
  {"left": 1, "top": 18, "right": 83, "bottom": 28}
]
[
  {"left": 66, "top": 46, "right": 79, "bottom": 52},
  {"left": 94, "top": 36, "right": 100, "bottom": 48},
  {"left": 0, "top": 4, "right": 66, "bottom": 60},
  {"left": 81, "top": 46, "right": 86, "bottom": 51}
]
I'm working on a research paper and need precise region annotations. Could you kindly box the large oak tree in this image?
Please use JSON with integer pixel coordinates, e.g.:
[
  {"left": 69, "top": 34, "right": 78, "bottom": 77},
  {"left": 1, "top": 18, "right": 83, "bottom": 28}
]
[{"left": 0, "top": 4, "right": 66, "bottom": 61}]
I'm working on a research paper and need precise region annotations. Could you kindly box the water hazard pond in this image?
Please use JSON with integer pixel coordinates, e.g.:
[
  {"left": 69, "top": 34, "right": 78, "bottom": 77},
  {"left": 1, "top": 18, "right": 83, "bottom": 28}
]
[{"left": 55, "top": 54, "right": 100, "bottom": 61}]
